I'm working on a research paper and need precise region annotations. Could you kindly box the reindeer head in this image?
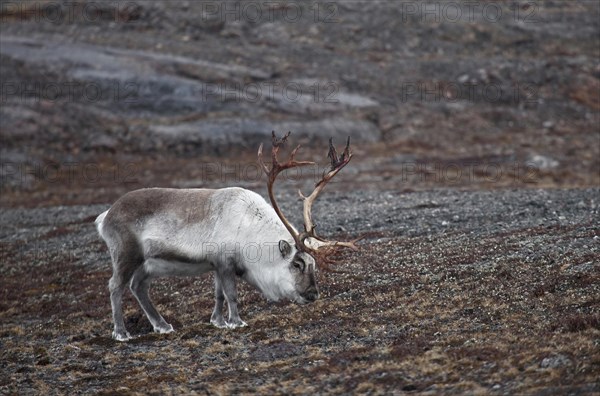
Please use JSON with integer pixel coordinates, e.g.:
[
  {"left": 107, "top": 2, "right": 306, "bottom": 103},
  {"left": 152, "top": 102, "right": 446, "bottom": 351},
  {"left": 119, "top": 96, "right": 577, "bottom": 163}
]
[
  {"left": 258, "top": 132, "right": 361, "bottom": 303},
  {"left": 273, "top": 239, "right": 319, "bottom": 304}
]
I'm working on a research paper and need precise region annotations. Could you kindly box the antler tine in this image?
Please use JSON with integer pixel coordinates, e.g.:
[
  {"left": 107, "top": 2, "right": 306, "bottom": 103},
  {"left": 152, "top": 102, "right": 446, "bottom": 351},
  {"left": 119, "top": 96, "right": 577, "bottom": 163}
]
[
  {"left": 270, "top": 131, "right": 286, "bottom": 168},
  {"left": 328, "top": 137, "right": 339, "bottom": 168},
  {"left": 341, "top": 136, "right": 351, "bottom": 164},
  {"left": 258, "top": 132, "right": 313, "bottom": 175},
  {"left": 327, "top": 136, "right": 352, "bottom": 171},
  {"left": 272, "top": 130, "right": 290, "bottom": 148},
  {"left": 257, "top": 143, "right": 269, "bottom": 175},
  {"left": 308, "top": 233, "right": 365, "bottom": 271}
]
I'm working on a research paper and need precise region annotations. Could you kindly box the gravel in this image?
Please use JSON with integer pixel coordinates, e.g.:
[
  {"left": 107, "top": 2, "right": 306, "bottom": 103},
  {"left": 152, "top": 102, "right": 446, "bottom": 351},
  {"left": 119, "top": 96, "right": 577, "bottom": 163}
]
[{"left": 1, "top": 187, "right": 598, "bottom": 394}]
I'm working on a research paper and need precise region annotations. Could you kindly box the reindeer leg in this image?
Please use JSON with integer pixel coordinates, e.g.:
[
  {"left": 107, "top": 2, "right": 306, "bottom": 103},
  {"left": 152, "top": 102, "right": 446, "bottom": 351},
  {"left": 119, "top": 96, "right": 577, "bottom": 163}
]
[
  {"left": 216, "top": 266, "right": 247, "bottom": 329},
  {"left": 109, "top": 274, "right": 131, "bottom": 342},
  {"left": 210, "top": 275, "right": 228, "bottom": 328},
  {"left": 130, "top": 266, "right": 174, "bottom": 335},
  {"left": 108, "top": 242, "right": 143, "bottom": 341}
]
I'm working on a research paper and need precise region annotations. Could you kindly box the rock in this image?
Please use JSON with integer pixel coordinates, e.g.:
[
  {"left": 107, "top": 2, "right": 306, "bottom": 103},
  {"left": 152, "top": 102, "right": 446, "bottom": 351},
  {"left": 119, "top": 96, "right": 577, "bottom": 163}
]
[
  {"left": 254, "top": 22, "right": 291, "bottom": 44},
  {"left": 85, "top": 134, "right": 119, "bottom": 151},
  {"left": 527, "top": 154, "right": 559, "bottom": 170},
  {"left": 458, "top": 74, "right": 470, "bottom": 83},
  {"left": 220, "top": 21, "right": 244, "bottom": 38},
  {"left": 540, "top": 354, "right": 572, "bottom": 369}
]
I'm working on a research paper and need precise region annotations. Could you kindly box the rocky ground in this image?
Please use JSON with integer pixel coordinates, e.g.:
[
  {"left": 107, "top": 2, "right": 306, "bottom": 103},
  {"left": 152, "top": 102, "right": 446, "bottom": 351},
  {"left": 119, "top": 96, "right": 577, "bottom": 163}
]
[
  {"left": 1, "top": 188, "right": 599, "bottom": 394},
  {"left": 1, "top": 0, "right": 599, "bottom": 207},
  {"left": 1, "top": 0, "right": 599, "bottom": 394}
]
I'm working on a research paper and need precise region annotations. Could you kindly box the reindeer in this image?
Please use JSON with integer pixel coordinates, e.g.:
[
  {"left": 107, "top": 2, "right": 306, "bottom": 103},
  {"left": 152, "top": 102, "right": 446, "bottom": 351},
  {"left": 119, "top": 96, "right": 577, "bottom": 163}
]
[{"left": 95, "top": 133, "right": 360, "bottom": 341}]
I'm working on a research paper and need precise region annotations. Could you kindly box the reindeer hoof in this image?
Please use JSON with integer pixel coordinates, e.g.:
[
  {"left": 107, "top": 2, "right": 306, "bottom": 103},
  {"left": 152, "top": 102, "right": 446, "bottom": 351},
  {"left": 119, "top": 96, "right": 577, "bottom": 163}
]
[
  {"left": 226, "top": 320, "right": 248, "bottom": 329},
  {"left": 154, "top": 324, "right": 174, "bottom": 334},
  {"left": 210, "top": 317, "right": 228, "bottom": 328},
  {"left": 112, "top": 331, "right": 132, "bottom": 342}
]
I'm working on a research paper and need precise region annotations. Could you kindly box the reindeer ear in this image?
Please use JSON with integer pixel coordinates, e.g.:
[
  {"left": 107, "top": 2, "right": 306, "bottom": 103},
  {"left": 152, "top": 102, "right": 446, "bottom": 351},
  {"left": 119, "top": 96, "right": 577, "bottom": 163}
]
[{"left": 278, "top": 240, "right": 292, "bottom": 258}]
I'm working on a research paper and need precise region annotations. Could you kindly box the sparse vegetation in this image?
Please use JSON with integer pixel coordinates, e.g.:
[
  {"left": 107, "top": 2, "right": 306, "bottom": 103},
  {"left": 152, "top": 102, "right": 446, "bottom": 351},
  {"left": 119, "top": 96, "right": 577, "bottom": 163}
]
[{"left": 1, "top": 189, "right": 598, "bottom": 394}]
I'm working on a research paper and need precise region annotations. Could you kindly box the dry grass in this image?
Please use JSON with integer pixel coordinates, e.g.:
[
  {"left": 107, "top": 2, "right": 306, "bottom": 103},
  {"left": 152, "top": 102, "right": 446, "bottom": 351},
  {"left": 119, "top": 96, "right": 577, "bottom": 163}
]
[{"left": 1, "top": 216, "right": 598, "bottom": 394}]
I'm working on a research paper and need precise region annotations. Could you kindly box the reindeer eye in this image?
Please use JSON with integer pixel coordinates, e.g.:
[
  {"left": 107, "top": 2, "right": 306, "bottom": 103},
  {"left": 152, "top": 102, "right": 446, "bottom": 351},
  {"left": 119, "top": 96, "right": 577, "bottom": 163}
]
[{"left": 293, "top": 260, "right": 305, "bottom": 271}]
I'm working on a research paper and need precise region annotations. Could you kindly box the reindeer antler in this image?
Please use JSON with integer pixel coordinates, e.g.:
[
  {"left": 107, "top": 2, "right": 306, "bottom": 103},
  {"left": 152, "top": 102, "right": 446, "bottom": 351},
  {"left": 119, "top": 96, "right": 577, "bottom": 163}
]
[
  {"left": 258, "top": 131, "right": 314, "bottom": 251},
  {"left": 258, "top": 132, "right": 361, "bottom": 263},
  {"left": 298, "top": 137, "right": 362, "bottom": 257}
]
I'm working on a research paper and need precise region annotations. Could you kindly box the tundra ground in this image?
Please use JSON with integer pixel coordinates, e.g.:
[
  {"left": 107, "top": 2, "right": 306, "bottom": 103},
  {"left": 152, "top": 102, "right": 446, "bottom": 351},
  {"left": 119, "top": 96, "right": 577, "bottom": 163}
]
[{"left": 1, "top": 188, "right": 598, "bottom": 394}]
